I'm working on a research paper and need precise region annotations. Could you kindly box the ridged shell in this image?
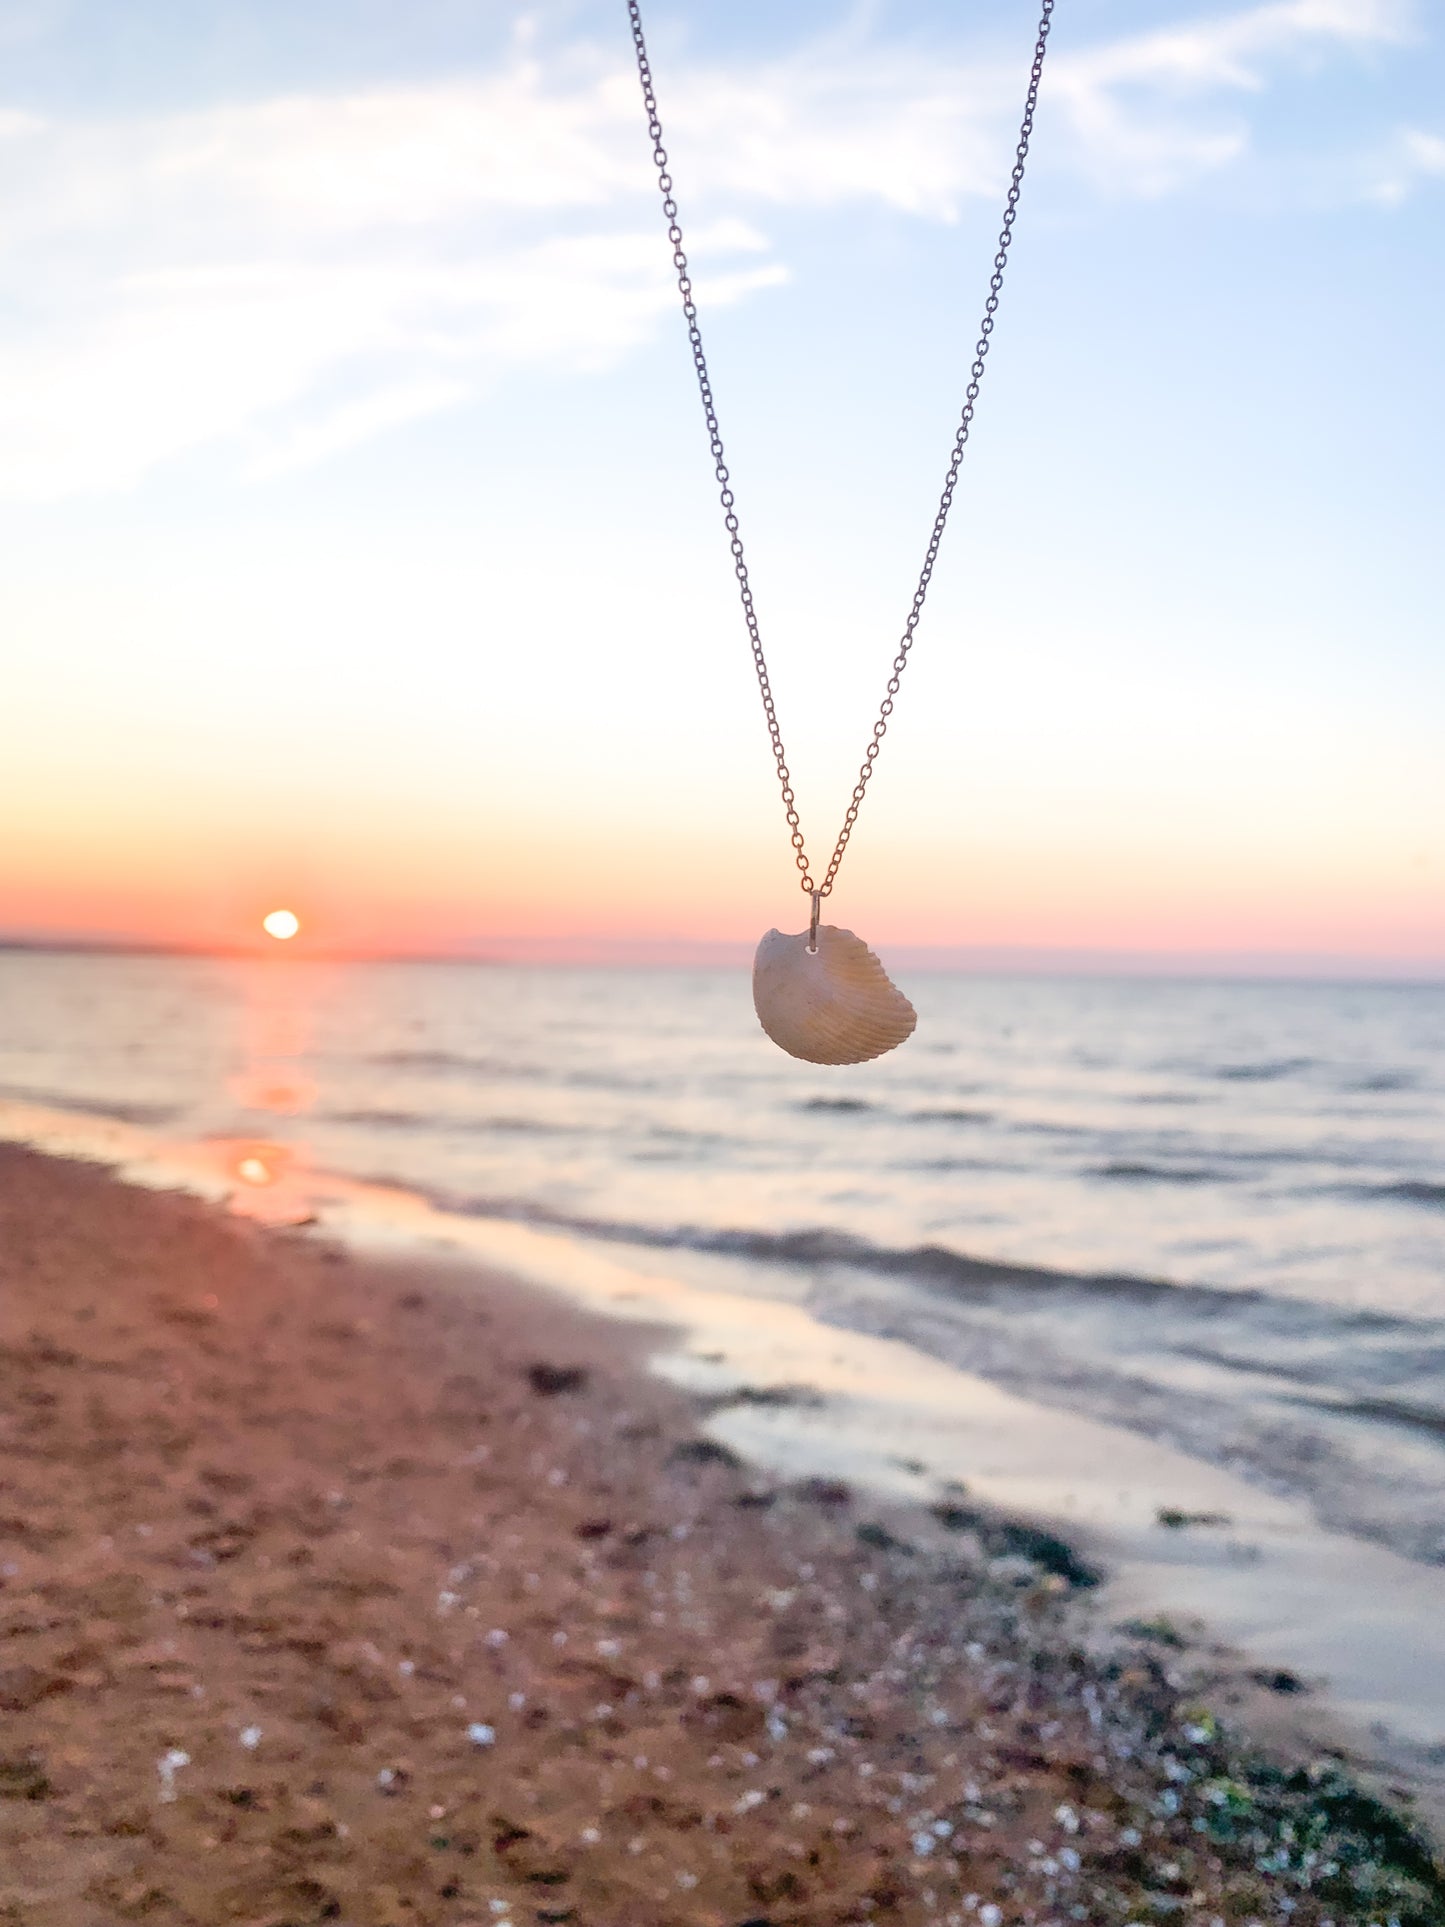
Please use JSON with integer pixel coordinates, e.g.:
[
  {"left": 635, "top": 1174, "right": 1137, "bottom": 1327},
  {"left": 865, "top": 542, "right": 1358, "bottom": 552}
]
[{"left": 753, "top": 924, "right": 917, "bottom": 1065}]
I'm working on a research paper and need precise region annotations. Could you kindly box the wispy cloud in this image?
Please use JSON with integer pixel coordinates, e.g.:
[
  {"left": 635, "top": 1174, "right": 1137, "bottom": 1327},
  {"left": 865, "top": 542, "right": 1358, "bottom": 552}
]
[
  {"left": 1368, "top": 124, "right": 1445, "bottom": 202},
  {"left": 0, "top": 59, "right": 792, "bottom": 500},
  {"left": 1046, "top": 0, "right": 1415, "bottom": 194},
  {"left": 0, "top": 0, "right": 1419, "bottom": 499}
]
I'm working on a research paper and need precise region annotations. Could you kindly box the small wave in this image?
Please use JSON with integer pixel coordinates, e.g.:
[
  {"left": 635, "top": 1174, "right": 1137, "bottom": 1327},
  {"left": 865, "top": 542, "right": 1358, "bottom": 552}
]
[
  {"left": 1347, "top": 1071, "right": 1417, "bottom": 1093},
  {"left": 417, "top": 1185, "right": 1218, "bottom": 1308},
  {"left": 0, "top": 1083, "right": 176, "bottom": 1127},
  {"left": 566, "top": 1070, "right": 662, "bottom": 1092},
  {"left": 907, "top": 1156, "right": 1007, "bottom": 1174},
  {"left": 1095, "top": 1162, "right": 1226, "bottom": 1185},
  {"left": 1169, "top": 1341, "right": 1431, "bottom": 1393},
  {"left": 1177, "top": 1342, "right": 1321, "bottom": 1386},
  {"left": 368, "top": 1048, "right": 531, "bottom": 1078},
  {"left": 798, "top": 1097, "right": 874, "bottom": 1115},
  {"left": 1283, "top": 1391, "right": 1445, "bottom": 1443},
  {"left": 1214, "top": 1058, "right": 1314, "bottom": 1082},
  {"left": 321, "top": 1106, "right": 564, "bottom": 1137},
  {"left": 907, "top": 1107, "right": 993, "bottom": 1125},
  {"left": 646, "top": 1127, "right": 732, "bottom": 1149},
  {"left": 1358, "top": 1180, "right": 1445, "bottom": 1210}
]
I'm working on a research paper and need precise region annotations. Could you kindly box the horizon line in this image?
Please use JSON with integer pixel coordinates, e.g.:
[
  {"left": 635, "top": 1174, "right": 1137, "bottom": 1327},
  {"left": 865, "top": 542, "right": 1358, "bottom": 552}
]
[{"left": 1, "top": 931, "right": 1441, "bottom": 985}]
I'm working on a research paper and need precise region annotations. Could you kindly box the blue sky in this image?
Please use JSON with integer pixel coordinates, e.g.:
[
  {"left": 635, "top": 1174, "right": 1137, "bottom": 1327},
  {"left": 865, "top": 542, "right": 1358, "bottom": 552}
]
[{"left": 0, "top": 0, "right": 1441, "bottom": 962}]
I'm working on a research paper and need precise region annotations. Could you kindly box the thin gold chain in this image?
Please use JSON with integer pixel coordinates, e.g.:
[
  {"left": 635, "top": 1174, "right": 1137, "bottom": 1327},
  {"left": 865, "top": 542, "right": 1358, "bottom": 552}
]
[{"left": 627, "top": 0, "right": 1057, "bottom": 899}]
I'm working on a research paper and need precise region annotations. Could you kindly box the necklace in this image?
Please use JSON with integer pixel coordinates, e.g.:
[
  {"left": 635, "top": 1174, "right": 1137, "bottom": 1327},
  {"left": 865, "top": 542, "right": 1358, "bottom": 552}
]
[{"left": 629, "top": 1, "right": 1057, "bottom": 1064}]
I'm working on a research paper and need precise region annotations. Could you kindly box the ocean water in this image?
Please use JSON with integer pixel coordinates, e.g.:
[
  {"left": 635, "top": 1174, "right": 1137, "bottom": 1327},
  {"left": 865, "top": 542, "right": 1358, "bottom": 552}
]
[{"left": 1, "top": 949, "right": 1442, "bottom": 1568}]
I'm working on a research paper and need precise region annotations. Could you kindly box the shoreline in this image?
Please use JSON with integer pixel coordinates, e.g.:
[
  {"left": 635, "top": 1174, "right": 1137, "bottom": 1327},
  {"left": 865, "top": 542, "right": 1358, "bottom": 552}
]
[
  {"left": 2, "top": 1141, "right": 1443, "bottom": 1924},
  {"left": 5, "top": 1097, "right": 1445, "bottom": 1823},
  {"left": 13, "top": 1087, "right": 1445, "bottom": 1815}
]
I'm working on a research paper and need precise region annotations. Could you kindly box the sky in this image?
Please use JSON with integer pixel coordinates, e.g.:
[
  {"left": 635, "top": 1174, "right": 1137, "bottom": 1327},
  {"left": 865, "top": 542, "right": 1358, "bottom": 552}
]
[{"left": 0, "top": 0, "right": 1441, "bottom": 968}]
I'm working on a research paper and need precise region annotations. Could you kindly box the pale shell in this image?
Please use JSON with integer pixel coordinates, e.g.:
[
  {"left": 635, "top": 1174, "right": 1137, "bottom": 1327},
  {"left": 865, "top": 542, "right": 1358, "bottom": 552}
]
[{"left": 753, "top": 924, "right": 917, "bottom": 1065}]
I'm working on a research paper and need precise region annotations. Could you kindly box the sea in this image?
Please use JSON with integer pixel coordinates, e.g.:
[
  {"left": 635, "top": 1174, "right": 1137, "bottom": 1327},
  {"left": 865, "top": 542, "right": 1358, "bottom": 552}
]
[{"left": 2, "top": 949, "right": 1441, "bottom": 1580}]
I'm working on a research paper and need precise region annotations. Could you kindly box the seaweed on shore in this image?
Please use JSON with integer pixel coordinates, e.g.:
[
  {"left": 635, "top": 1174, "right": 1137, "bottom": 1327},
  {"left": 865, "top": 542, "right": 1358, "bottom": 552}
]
[
  {"left": 1181, "top": 1751, "right": 1445, "bottom": 1924},
  {"left": 1087, "top": 1641, "right": 1445, "bottom": 1926},
  {"left": 929, "top": 1499, "right": 1102, "bottom": 1588}
]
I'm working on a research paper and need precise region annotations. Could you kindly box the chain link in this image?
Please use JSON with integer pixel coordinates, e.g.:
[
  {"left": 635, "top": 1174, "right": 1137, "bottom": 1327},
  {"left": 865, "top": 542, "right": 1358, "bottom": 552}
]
[{"left": 628, "top": 0, "right": 1056, "bottom": 897}]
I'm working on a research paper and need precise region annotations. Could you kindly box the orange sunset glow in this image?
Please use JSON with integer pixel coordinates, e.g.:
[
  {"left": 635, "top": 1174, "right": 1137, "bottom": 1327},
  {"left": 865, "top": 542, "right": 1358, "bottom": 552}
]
[{"left": 0, "top": 781, "right": 1439, "bottom": 973}]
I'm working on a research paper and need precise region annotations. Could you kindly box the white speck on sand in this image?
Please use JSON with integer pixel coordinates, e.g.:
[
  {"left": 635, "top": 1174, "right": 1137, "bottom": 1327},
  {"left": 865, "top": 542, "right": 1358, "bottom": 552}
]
[{"left": 156, "top": 1749, "right": 189, "bottom": 1801}]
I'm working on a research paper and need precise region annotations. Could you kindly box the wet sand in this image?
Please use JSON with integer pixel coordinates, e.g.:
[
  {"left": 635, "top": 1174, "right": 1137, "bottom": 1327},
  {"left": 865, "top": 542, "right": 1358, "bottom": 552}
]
[{"left": 2, "top": 1143, "right": 1441, "bottom": 1926}]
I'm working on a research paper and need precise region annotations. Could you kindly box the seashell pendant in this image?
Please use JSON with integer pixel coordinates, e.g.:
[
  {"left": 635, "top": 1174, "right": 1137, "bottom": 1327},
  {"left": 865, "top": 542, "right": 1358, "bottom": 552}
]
[{"left": 753, "top": 921, "right": 917, "bottom": 1065}]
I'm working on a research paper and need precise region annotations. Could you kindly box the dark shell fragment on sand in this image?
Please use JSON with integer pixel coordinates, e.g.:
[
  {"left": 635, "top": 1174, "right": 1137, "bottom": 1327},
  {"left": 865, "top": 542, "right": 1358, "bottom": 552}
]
[{"left": 526, "top": 1362, "right": 589, "bottom": 1396}]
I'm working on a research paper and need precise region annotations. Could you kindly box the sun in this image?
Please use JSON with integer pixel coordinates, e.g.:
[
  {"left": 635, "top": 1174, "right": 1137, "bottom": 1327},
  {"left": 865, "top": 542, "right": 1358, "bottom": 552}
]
[{"left": 262, "top": 908, "right": 301, "bottom": 941}]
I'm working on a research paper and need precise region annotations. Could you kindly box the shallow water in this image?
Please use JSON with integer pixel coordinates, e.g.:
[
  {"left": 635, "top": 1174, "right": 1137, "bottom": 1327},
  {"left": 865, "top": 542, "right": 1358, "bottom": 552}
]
[{"left": 1, "top": 950, "right": 1442, "bottom": 1568}]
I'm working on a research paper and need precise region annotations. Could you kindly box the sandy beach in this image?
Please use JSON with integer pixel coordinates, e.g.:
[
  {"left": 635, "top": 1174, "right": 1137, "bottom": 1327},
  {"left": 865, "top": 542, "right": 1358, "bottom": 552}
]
[{"left": 2, "top": 1141, "right": 1442, "bottom": 1927}]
